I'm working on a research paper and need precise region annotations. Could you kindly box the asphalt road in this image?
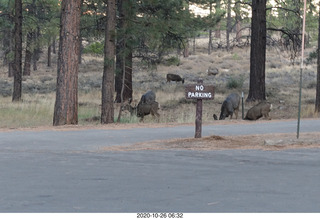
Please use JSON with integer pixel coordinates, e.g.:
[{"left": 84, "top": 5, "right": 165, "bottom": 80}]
[{"left": 0, "top": 119, "right": 319, "bottom": 212}]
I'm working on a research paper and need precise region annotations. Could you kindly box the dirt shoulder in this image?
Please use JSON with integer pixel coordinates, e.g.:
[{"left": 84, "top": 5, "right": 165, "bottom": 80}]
[
  {"left": 0, "top": 118, "right": 303, "bottom": 132},
  {"left": 101, "top": 132, "right": 320, "bottom": 152}
]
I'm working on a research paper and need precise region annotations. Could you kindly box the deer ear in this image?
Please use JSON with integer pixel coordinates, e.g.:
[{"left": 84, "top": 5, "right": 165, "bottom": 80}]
[{"left": 128, "top": 98, "right": 132, "bottom": 104}]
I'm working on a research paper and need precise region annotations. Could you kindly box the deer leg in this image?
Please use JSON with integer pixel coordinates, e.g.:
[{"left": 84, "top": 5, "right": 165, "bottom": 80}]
[
  {"left": 151, "top": 109, "right": 160, "bottom": 123},
  {"left": 265, "top": 113, "right": 271, "bottom": 120},
  {"left": 234, "top": 109, "right": 238, "bottom": 119},
  {"left": 155, "top": 112, "right": 160, "bottom": 123}
]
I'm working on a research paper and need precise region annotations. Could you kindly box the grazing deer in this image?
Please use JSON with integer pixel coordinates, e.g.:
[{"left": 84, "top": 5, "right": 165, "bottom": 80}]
[
  {"left": 122, "top": 93, "right": 160, "bottom": 122},
  {"left": 219, "top": 93, "right": 240, "bottom": 120},
  {"left": 166, "top": 73, "right": 185, "bottom": 84},
  {"left": 140, "top": 90, "right": 156, "bottom": 104}
]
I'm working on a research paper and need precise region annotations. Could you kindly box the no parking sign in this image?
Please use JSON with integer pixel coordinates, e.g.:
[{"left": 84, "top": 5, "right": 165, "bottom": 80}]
[{"left": 185, "top": 79, "right": 215, "bottom": 138}]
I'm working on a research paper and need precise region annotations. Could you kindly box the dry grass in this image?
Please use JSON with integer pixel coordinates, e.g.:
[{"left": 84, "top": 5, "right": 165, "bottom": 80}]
[
  {"left": 0, "top": 94, "right": 55, "bottom": 127},
  {"left": 0, "top": 37, "right": 319, "bottom": 128}
]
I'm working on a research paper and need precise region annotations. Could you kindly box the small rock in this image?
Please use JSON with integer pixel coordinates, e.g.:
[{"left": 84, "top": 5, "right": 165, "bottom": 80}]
[
  {"left": 264, "top": 139, "right": 285, "bottom": 146},
  {"left": 207, "top": 66, "right": 219, "bottom": 76}
]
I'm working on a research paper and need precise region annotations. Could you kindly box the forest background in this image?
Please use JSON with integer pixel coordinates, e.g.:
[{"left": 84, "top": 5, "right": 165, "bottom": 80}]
[{"left": 0, "top": 0, "right": 320, "bottom": 128}]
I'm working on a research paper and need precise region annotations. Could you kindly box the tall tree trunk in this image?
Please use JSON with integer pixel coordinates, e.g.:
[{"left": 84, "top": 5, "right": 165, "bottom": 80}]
[
  {"left": 247, "top": 0, "right": 267, "bottom": 102},
  {"left": 236, "top": 20, "right": 242, "bottom": 42},
  {"left": 47, "top": 43, "right": 52, "bottom": 67},
  {"left": 32, "top": 28, "right": 41, "bottom": 71},
  {"left": 23, "top": 32, "right": 33, "bottom": 76},
  {"left": 208, "top": 29, "right": 212, "bottom": 54},
  {"left": 12, "top": 0, "right": 23, "bottom": 102},
  {"left": 8, "top": 62, "right": 14, "bottom": 78},
  {"left": 226, "top": 0, "right": 231, "bottom": 51},
  {"left": 53, "top": 0, "right": 81, "bottom": 126},
  {"left": 193, "top": 36, "right": 196, "bottom": 54},
  {"left": 78, "top": 0, "right": 84, "bottom": 64},
  {"left": 78, "top": 37, "right": 83, "bottom": 64},
  {"left": 183, "top": 0, "right": 189, "bottom": 57},
  {"left": 115, "top": 46, "right": 133, "bottom": 103},
  {"left": 24, "top": 0, "right": 36, "bottom": 76},
  {"left": 235, "top": 1, "right": 242, "bottom": 43},
  {"left": 124, "top": 52, "right": 132, "bottom": 101},
  {"left": 208, "top": 2, "right": 213, "bottom": 54},
  {"left": 316, "top": 3, "right": 320, "bottom": 113},
  {"left": 101, "top": 0, "right": 116, "bottom": 124},
  {"left": 5, "top": 33, "right": 14, "bottom": 77},
  {"left": 52, "top": 39, "right": 56, "bottom": 54},
  {"left": 115, "top": 0, "right": 133, "bottom": 103},
  {"left": 215, "top": 24, "right": 221, "bottom": 39},
  {"left": 215, "top": 0, "right": 221, "bottom": 39}
]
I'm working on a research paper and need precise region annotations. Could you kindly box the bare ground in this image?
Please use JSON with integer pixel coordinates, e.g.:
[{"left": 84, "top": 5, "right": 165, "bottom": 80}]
[{"left": 100, "top": 132, "right": 320, "bottom": 152}]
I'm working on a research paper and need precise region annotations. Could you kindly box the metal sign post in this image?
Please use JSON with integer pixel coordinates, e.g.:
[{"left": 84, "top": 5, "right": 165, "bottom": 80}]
[
  {"left": 185, "top": 79, "right": 215, "bottom": 138},
  {"left": 297, "top": 0, "right": 307, "bottom": 139},
  {"left": 242, "top": 92, "right": 244, "bottom": 119}
]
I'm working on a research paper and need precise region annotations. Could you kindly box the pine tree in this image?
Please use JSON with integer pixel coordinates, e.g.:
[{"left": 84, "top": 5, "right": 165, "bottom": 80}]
[
  {"left": 53, "top": 0, "right": 81, "bottom": 126},
  {"left": 101, "top": 0, "right": 116, "bottom": 124},
  {"left": 247, "top": 0, "right": 267, "bottom": 102},
  {"left": 316, "top": 3, "right": 320, "bottom": 113},
  {"left": 12, "top": 0, "right": 23, "bottom": 102}
]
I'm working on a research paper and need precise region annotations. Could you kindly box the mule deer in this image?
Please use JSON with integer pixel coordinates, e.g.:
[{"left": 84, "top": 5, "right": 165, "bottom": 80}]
[
  {"left": 166, "top": 73, "right": 184, "bottom": 84},
  {"left": 219, "top": 93, "right": 240, "bottom": 120},
  {"left": 245, "top": 101, "right": 272, "bottom": 120},
  {"left": 140, "top": 90, "right": 156, "bottom": 104},
  {"left": 122, "top": 95, "right": 160, "bottom": 122}
]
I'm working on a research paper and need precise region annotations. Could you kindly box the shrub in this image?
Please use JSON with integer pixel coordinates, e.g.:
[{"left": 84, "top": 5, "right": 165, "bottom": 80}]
[
  {"left": 83, "top": 42, "right": 104, "bottom": 55},
  {"left": 226, "top": 75, "right": 245, "bottom": 89},
  {"left": 163, "top": 56, "right": 180, "bottom": 66},
  {"left": 306, "top": 49, "right": 318, "bottom": 64},
  {"left": 232, "top": 53, "right": 241, "bottom": 60}
]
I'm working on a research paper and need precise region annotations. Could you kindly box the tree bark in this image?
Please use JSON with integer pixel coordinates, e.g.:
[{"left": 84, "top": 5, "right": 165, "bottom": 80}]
[
  {"left": 8, "top": 62, "right": 14, "bottom": 78},
  {"left": 6, "top": 33, "right": 14, "bottom": 77},
  {"left": 47, "top": 43, "right": 51, "bottom": 67},
  {"left": 52, "top": 39, "right": 56, "bottom": 54},
  {"left": 115, "top": 0, "right": 132, "bottom": 103},
  {"left": 215, "top": 0, "right": 221, "bottom": 39},
  {"left": 236, "top": 20, "right": 242, "bottom": 42},
  {"left": 316, "top": 3, "right": 320, "bottom": 113},
  {"left": 53, "top": 0, "right": 81, "bottom": 126},
  {"left": 12, "top": 0, "right": 23, "bottom": 102},
  {"left": 183, "top": 0, "right": 189, "bottom": 57},
  {"left": 32, "top": 28, "right": 41, "bottom": 71},
  {"left": 247, "top": 0, "right": 267, "bottom": 102},
  {"left": 23, "top": 32, "right": 33, "bottom": 76},
  {"left": 226, "top": 0, "right": 231, "bottom": 51},
  {"left": 235, "top": 1, "right": 242, "bottom": 43},
  {"left": 101, "top": 0, "right": 116, "bottom": 124},
  {"left": 115, "top": 46, "right": 133, "bottom": 103},
  {"left": 208, "top": 2, "right": 213, "bottom": 54},
  {"left": 47, "top": 35, "right": 53, "bottom": 68}
]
